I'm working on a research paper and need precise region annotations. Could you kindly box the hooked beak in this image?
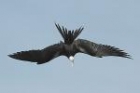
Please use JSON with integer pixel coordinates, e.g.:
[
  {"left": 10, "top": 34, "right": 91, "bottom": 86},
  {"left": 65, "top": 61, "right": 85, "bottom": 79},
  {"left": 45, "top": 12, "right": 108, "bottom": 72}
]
[{"left": 69, "top": 56, "right": 74, "bottom": 67}]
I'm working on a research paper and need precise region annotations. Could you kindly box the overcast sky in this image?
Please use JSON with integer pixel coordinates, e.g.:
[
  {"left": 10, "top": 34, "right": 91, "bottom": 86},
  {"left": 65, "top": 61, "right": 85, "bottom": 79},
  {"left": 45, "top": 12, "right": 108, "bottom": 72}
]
[{"left": 0, "top": 0, "right": 140, "bottom": 93}]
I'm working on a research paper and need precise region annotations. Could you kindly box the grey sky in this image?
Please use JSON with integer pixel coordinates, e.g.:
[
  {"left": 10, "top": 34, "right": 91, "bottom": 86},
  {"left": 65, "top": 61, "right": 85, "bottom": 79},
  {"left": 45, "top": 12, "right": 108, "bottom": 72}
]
[{"left": 0, "top": 0, "right": 140, "bottom": 93}]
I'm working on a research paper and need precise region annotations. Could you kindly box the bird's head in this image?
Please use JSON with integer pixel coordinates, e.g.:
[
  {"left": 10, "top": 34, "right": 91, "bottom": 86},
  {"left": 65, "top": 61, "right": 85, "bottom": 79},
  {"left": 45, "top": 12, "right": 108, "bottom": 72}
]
[{"left": 69, "top": 56, "right": 74, "bottom": 67}]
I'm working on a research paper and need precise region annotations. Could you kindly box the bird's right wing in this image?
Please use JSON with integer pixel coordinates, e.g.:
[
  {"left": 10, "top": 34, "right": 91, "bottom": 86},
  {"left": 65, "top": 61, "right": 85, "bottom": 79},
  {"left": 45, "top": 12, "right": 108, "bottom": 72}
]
[
  {"left": 73, "top": 39, "right": 131, "bottom": 59},
  {"left": 9, "top": 43, "right": 64, "bottom": 64}
]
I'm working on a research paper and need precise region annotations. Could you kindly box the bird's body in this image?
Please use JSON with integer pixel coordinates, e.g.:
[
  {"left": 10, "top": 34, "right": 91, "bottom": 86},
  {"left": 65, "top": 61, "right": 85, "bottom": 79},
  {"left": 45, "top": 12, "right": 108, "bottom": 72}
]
[{"left": 9, "top": 23, "right": 131, "bottom": 65}]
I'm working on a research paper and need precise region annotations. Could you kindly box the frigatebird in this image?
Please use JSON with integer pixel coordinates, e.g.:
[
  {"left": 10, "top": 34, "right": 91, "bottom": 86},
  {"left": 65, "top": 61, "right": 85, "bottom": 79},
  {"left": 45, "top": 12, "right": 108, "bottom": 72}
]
[{"left": 9, "top": 23, "right": 131, "bottom": 65}]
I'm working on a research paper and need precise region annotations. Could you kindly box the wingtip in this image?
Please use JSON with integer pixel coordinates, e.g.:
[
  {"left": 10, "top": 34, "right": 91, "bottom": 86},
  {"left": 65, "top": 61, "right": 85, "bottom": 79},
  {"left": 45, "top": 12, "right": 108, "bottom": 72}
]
[
  {"left": 8, "top": 54, "right": 13, "bottom": 58},
  {"left": 120, "top": 51, "right": 132, "bottom": 60},
  {"left": 8, "top": 53, "right": 16, "bottom": 59},
  {"left": 126, "top": 55, "right": 133, "bottom": 60}
]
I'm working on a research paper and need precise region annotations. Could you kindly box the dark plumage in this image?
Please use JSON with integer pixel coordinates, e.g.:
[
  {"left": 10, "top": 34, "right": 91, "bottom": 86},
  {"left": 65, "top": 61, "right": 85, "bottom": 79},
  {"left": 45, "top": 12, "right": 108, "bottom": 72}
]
[{"left": 8, "top": 23, "right": 131, "bottom": 64}]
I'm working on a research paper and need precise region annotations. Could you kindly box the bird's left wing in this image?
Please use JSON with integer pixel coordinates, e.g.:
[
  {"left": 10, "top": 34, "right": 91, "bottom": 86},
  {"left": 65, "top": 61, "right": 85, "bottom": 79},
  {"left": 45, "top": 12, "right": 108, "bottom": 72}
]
[
  {"left": 8, "top": 43, "right": 64, "bottom": 64},
  {"left": 73, "top": 39, "right": 131, "bottom": 59}
]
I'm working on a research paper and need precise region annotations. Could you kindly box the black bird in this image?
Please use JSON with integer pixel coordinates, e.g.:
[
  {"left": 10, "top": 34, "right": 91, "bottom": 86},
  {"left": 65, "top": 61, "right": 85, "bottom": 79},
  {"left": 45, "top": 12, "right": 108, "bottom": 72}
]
[{"left": 9, "top": 23, "right": 131, "bottom": 65}]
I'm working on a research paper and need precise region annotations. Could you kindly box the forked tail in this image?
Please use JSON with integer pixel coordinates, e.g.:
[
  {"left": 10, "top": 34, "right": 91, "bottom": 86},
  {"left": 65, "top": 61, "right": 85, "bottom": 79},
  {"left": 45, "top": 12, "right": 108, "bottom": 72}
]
[{"left": 55, "top": 23, "right": 84, "bottom": 44}]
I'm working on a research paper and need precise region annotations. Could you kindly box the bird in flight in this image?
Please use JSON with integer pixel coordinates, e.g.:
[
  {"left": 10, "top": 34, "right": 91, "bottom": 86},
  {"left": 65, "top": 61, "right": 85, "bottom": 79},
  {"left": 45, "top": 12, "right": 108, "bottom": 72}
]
[{"left": 9, "top": 23, "right": 131, "bottom": 66}]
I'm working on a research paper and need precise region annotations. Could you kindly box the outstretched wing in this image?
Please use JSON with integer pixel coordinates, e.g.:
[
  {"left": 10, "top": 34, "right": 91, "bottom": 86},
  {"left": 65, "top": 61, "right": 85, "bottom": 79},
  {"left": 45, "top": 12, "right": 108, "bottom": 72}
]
[
  {"left": 8, "top": 43, "right": 64, "bottom": 64},
  {"left": 74, "top": 39, "right": 131, "bottom": 59}
]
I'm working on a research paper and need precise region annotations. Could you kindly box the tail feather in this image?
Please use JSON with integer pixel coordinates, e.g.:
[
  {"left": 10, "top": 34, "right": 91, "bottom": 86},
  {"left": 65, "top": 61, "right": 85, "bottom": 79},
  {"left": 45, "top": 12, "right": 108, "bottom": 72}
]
[
  {"left": 55, "top": 23, "right": 84, "bottom": 44},
  {"left": 73, "top": 27, "right": 83, "bottom": 39}
]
